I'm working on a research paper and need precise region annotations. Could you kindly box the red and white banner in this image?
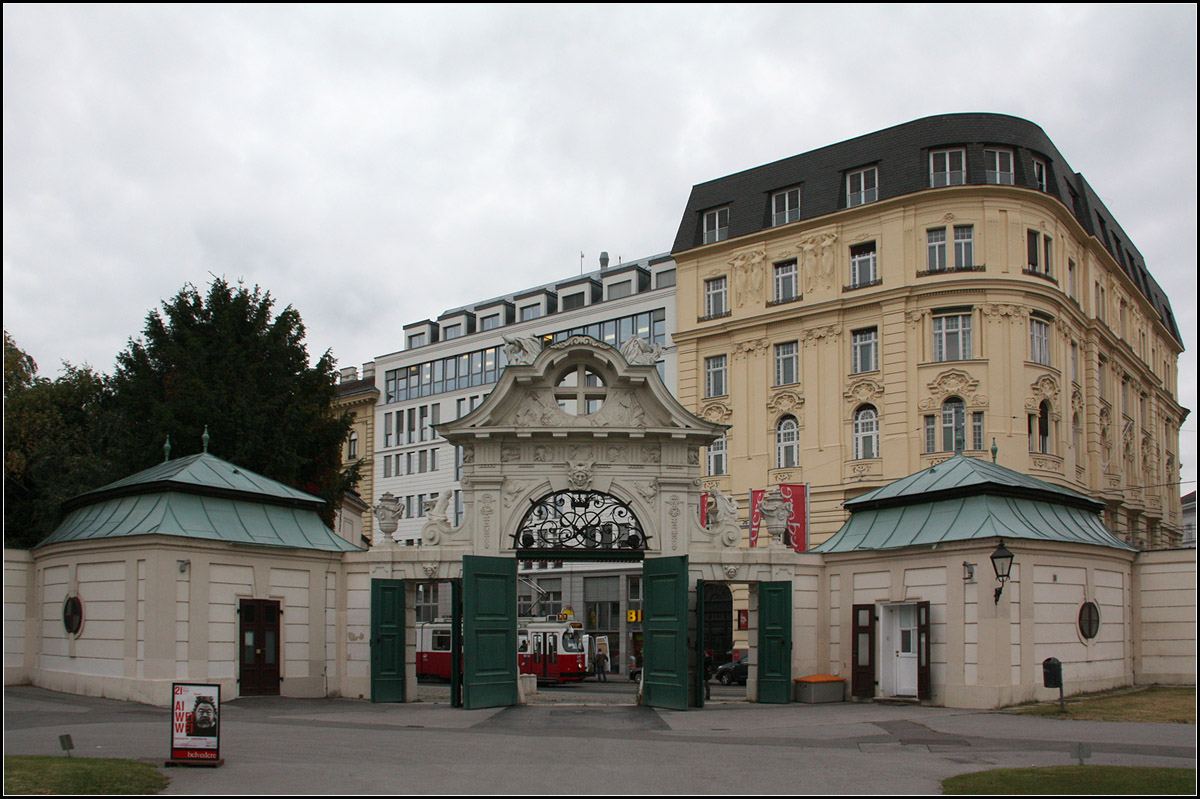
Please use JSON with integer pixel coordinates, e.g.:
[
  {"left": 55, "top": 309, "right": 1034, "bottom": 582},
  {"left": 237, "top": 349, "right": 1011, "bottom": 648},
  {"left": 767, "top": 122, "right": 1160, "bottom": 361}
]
[
  {"left": 779, "top": 483, "right": 809, "bottom": 552},
  {"left": 699, "top": 492, "right": 708, "bottom": 528},
  {"left": 748, "top": 489, "right": 765, "bottom": 548}
]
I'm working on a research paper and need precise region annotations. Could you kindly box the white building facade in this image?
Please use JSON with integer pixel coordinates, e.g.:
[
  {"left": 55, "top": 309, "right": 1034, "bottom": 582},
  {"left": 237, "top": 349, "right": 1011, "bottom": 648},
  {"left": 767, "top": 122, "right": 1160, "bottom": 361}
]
[{"left": 371, "top": 252, "right": 678, "bottom": 548}]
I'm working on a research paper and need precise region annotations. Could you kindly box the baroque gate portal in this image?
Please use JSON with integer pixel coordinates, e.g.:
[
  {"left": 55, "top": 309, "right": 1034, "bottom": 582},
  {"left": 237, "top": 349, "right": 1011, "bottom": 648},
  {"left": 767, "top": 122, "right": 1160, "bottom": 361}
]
[{"left": 366, "top": 335, "right": 801, "bottom": 709}]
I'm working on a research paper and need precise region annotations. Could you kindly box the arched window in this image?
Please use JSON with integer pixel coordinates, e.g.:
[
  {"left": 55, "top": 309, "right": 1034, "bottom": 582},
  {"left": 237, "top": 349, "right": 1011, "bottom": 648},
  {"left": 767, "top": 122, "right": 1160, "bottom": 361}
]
[
  {"left": 853, "top": 405, "right": 878, "bottom": 460},
  {"left": 776, "top": 416, "right": 799, "bottom": 469},
  {"left": 1029, "top": 400, "right": 1051, "bottom": 453},
  {"left": 346, "top": 431, "right": 359, "bottom": 461},
  {"left": 941, "top": 397, "right": 966, "bottom": 452}
]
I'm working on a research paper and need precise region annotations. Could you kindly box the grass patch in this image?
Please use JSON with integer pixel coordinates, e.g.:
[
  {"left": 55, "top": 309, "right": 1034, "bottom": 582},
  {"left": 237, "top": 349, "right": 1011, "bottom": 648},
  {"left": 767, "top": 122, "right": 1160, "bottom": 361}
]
[
  {"left": 942, "top": 765, "right": 1196, "bottom": 794},
  {"left": 1006, "top": 686, "right": 1195, "bottom": 723},
  {"left": 4, "top": 756, "right": 169, "bottom": 795}
]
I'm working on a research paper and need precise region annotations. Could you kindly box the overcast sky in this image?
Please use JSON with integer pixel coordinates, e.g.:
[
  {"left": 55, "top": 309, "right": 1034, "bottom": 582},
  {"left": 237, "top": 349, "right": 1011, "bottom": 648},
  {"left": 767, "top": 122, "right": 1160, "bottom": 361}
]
[{"left": 4, "top": 4, "right": 1196, "bottom": 493}]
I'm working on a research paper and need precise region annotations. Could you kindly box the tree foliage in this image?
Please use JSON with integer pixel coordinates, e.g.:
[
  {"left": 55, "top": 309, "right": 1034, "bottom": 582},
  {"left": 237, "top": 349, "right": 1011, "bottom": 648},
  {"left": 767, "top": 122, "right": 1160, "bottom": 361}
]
[
  {"left": 4, "top": 332, "right": 121, "bottom": 548},
  {"left": 108, "top": 278, "right": 357, "bottom": 526},
  {"left": 3, "top": 279, "right": 358, "bottom": 548}
]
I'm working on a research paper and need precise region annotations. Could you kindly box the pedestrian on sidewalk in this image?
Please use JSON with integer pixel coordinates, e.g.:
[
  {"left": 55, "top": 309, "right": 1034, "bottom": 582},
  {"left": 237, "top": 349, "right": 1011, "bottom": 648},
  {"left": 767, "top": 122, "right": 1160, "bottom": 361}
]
[{"left": 594, "top": 649, "right": 608, "bottom": 682}]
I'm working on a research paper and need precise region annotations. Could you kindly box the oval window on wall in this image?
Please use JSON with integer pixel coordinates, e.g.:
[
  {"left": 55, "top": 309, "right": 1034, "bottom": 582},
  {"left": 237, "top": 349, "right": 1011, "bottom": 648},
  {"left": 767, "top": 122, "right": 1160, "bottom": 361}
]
[
  {"left": 63, "top": 596, "right": 84, "bottom": 635},
  {"left": 1078, "top": 601, "right": 1100, "bottom": 640}
]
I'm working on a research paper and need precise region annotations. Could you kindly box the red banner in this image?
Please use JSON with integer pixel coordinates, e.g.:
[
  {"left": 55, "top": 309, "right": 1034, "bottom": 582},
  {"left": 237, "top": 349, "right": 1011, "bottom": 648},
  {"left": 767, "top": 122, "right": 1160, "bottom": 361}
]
[
  {"left": 748, "top": 489, "right": 764, "bottom": 548},
  {"left": 779, "top": 483, "right": 809, "bottom": 552},
  {"left": 700, "top": 492, "right": 708, "bottom": 528}
]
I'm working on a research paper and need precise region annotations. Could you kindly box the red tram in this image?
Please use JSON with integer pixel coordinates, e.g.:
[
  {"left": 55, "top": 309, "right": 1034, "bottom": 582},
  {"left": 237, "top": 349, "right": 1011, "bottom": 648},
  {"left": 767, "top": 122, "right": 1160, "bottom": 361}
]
[{"left": 416, "top": 616, "right": 591, "bottom": 684}]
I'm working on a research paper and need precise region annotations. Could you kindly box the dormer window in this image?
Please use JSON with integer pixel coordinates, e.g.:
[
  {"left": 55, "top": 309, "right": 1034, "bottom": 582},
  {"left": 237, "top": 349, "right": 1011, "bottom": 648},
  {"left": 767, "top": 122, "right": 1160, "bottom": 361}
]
[
  {"left": 846, "top": 166, "right": 878, "bottom": 207},
  {"left": 1033, "top": 158, "right": 1048, "bottom": 192},
  {"left": 930, "top": 149, "right": 965, "bottom": 187},
  {"left": 703, "top": 207, "right": 729, "bottom": 244},
  {"left": 408, "top": 333, "right": 426, "bottom": 348},
  {"left": 984, "top": 149, "right": 1014, "bottom": 185},
  {"left": 772, "top": 188, "right": 800, "bottom": 226}
]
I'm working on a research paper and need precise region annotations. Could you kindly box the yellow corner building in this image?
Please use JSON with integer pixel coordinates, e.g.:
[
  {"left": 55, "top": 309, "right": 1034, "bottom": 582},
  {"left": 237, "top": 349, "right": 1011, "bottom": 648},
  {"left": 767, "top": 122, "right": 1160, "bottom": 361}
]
[{"left": 670, "top": 113, "right": 1186, "bottom": 550}]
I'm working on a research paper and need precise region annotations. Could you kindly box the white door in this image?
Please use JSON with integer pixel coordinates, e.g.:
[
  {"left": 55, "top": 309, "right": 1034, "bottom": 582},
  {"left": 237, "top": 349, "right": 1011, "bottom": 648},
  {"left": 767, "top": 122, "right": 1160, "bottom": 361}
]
[{"left": 893, "top": 604, "right": 918, "bottom": 696}]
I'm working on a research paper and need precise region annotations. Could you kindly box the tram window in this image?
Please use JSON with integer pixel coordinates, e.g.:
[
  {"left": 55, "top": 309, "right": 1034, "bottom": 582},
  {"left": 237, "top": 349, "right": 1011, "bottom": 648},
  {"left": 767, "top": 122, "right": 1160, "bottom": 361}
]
[
  {"left": 561, "top": 630, "right": 583, "bottom": 653},
  {"left": 432, "top": 631, "right": 451, "bottom": 652}
]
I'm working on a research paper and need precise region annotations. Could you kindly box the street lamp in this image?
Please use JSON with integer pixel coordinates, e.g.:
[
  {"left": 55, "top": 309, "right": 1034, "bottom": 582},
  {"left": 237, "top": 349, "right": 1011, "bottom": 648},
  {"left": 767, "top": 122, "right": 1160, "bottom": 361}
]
[{"left": 991, "top": 540, "right": 1014, "bottom": 604}]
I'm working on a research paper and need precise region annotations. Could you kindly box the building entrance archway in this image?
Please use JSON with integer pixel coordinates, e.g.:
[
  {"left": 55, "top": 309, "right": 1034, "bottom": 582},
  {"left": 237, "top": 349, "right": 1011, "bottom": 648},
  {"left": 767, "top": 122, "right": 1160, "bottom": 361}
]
[{"left": 368, "top": 336, "right": 800, "bottom": 710}]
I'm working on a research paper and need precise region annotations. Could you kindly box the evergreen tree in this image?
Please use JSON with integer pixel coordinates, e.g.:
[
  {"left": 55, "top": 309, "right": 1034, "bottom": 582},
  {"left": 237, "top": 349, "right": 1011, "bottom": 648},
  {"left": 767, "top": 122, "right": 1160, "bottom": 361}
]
[{"left": 107, "top": 278, "right": 357, "bottom": 527}]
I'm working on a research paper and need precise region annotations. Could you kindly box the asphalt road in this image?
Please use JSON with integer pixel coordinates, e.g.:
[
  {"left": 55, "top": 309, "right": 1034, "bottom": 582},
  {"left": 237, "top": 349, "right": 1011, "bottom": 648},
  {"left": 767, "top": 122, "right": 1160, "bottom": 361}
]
[{"left": 4, "top": 685, "right": 1194, "bottom": 795}]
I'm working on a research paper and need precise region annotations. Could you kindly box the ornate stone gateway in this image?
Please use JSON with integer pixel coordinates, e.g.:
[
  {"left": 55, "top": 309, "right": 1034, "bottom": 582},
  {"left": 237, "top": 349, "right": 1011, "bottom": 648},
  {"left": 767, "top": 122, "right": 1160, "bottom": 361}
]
[{"left": 369, "top": 335, "right": 797, "bottom": 709}]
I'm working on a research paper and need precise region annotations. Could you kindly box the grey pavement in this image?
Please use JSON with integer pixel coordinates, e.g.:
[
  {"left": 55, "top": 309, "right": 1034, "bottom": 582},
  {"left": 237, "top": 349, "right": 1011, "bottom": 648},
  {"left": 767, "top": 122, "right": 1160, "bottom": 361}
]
[{"left": 3, "top": 684, "right": 1195, "bottom": 795}]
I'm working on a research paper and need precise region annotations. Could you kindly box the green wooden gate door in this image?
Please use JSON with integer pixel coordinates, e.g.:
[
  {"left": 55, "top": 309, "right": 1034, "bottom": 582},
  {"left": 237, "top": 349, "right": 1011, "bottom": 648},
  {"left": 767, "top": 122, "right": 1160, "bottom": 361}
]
[
  {"left": 462, "top": 555, "right": 518, "bottom": 709},
  {"left": 370, "top": 579, "right": 406, "bottom": 703},
  {"left": 758, "top": 581, "right": 792, "bottom": 703},
  {"left": 642, "top": 555, "right": 689, "bottom": 710}
]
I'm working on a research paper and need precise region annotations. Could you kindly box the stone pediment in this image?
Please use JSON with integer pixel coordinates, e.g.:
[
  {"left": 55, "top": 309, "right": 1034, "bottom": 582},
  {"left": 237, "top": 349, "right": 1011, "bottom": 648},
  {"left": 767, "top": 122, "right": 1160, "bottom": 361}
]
[{"left": 437, "top": 336, "right": 725, "bottom": 442}]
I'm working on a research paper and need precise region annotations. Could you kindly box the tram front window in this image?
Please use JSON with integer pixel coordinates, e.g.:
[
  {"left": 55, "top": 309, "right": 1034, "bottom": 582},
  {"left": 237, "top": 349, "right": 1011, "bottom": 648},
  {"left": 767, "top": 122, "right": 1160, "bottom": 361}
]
[{"left": 561, "top": 630, "right": 583, "bottom": 653}]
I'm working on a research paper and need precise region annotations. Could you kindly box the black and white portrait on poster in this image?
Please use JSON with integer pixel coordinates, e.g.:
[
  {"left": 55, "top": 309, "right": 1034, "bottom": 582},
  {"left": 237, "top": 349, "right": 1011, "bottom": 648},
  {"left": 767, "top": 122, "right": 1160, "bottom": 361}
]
[{"left": 170, "top": 683, "right": 221, "bottom": 762}]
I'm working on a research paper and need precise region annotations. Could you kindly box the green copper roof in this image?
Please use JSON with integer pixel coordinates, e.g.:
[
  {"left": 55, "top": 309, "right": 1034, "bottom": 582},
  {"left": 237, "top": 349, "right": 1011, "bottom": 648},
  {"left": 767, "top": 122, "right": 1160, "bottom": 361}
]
[
  {"left": 815, "top": 453, "right": 1132, "bottom": 553},
  {"left": 71, "top": 452, "right": 323, "bottom": 508},
  {"left": 39, "top": 453, "right": 361, "bottom": 552},
  {"left": 844, "top": 453, "right": 1103, "bottom": 512},
  {"left": 814, "top": 493, "right": 1133, "bottom": 553}
]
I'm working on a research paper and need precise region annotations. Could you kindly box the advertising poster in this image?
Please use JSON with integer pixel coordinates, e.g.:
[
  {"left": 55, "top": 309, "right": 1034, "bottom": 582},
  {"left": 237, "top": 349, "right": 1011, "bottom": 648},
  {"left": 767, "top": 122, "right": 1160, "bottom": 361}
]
[{"left": 170, "top": 683, "right": 221, "bottom": 763}]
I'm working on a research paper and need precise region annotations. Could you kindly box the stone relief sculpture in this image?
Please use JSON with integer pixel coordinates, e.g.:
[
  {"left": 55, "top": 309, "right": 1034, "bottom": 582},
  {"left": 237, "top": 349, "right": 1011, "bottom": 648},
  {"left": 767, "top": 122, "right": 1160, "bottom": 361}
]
[
  {"left": 801, "top": 232, "right": 839, "bottom": 294},
  {"left": 502, "top": 334, "right": 542, "bottom": 365},
  {"left": 567, "top": 460, "right": 594, "bottom": 490},
  {"left": 729, "top": 248, "right": 766, "bottom": 307},
  {"left": 620, "top": 335, "right": 664, "bottom": 366}
]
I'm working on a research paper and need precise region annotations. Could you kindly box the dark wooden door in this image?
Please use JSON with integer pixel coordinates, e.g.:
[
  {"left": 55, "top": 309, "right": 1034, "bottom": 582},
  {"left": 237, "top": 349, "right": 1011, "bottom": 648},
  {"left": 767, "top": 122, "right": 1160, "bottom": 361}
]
[
  {"left": 851, "top": 603, "right": 876, "bottom": 698},
  {"left": 642, "top": 555, "right": 689, "bottom": 710},
  {"left": 371, "top": 579, "right": 406, "bottom": 703},
  {"left": 758, "top": 581, "right": 792, "bottom": 703},
  {"left": 239, "top": 599, "right": 280, "bottom": 696},
  {"left": 463, "top": 555, "right": 518, "bottom": 709}
]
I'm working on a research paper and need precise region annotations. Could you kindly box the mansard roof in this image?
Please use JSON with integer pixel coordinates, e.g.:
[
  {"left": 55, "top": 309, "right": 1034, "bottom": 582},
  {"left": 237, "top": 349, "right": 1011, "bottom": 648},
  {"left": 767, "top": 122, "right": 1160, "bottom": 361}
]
[{"left": 671, "top": 112, "right": 1180, "bottom": 344}]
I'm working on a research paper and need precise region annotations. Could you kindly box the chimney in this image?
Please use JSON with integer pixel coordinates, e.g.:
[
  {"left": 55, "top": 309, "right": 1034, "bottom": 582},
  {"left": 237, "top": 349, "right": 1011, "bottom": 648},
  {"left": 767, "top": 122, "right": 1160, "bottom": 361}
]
[
  {"left": 599, "top": 251, "right": 609, "bottom": 269},
  {"left": 361, "top": 362, "right": 376, "bottom": 381},
  {"left": 339, "top": 366, "right": 358, "bottom": 383}
]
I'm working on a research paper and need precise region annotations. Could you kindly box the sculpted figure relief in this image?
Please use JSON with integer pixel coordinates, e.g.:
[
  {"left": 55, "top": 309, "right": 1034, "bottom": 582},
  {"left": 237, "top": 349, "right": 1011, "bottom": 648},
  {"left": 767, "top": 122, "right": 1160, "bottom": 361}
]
[
  {"left": 420, "top": 491, "right": 456, "bottom": 546},
  {"left": 620, "top": 335, "right": 664, "bottom": 366},
  {"left": 702, "top": 487, "right": 742, "bottom": 548},
  {"left": 502, "top": 334, "right": 543, "bottom": 365}
]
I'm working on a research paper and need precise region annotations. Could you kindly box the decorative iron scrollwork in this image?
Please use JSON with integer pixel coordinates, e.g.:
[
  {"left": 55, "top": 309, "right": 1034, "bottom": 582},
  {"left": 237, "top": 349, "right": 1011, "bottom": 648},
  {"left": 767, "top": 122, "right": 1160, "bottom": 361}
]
[{"left": 513, "top": 490, "right": 649, "bottom": 552}]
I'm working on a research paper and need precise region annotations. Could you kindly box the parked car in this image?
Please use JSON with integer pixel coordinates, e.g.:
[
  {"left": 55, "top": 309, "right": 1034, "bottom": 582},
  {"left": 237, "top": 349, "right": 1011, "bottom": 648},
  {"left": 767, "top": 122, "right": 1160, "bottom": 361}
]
[
  {"left": 714, "top": 659, "right": 750, "bottom": 686},
  {"left": 628, "top": 665, "right": 642, "bottom": 682}
]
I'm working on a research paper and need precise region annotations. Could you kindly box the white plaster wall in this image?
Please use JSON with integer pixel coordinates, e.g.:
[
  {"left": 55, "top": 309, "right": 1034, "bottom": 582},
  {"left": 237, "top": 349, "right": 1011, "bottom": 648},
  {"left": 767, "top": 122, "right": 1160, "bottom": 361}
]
[
  {"left": 272, "top": 567, "right": 310, "bottom": 679},
  {"left": 4, "top": 550, "right": 33, "bottom": 684},
  {"left": 1134, "top": 549, "right": 1197, "bottom": 684},
  {"left": 39, "top": 564, "right": 71, "bottom": 672},
  {"left": 208, "top": 563, "right": 254, "bottom": 681},
  {"left": 792, "top": 572, "right": 820, "bottom": 677}
]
